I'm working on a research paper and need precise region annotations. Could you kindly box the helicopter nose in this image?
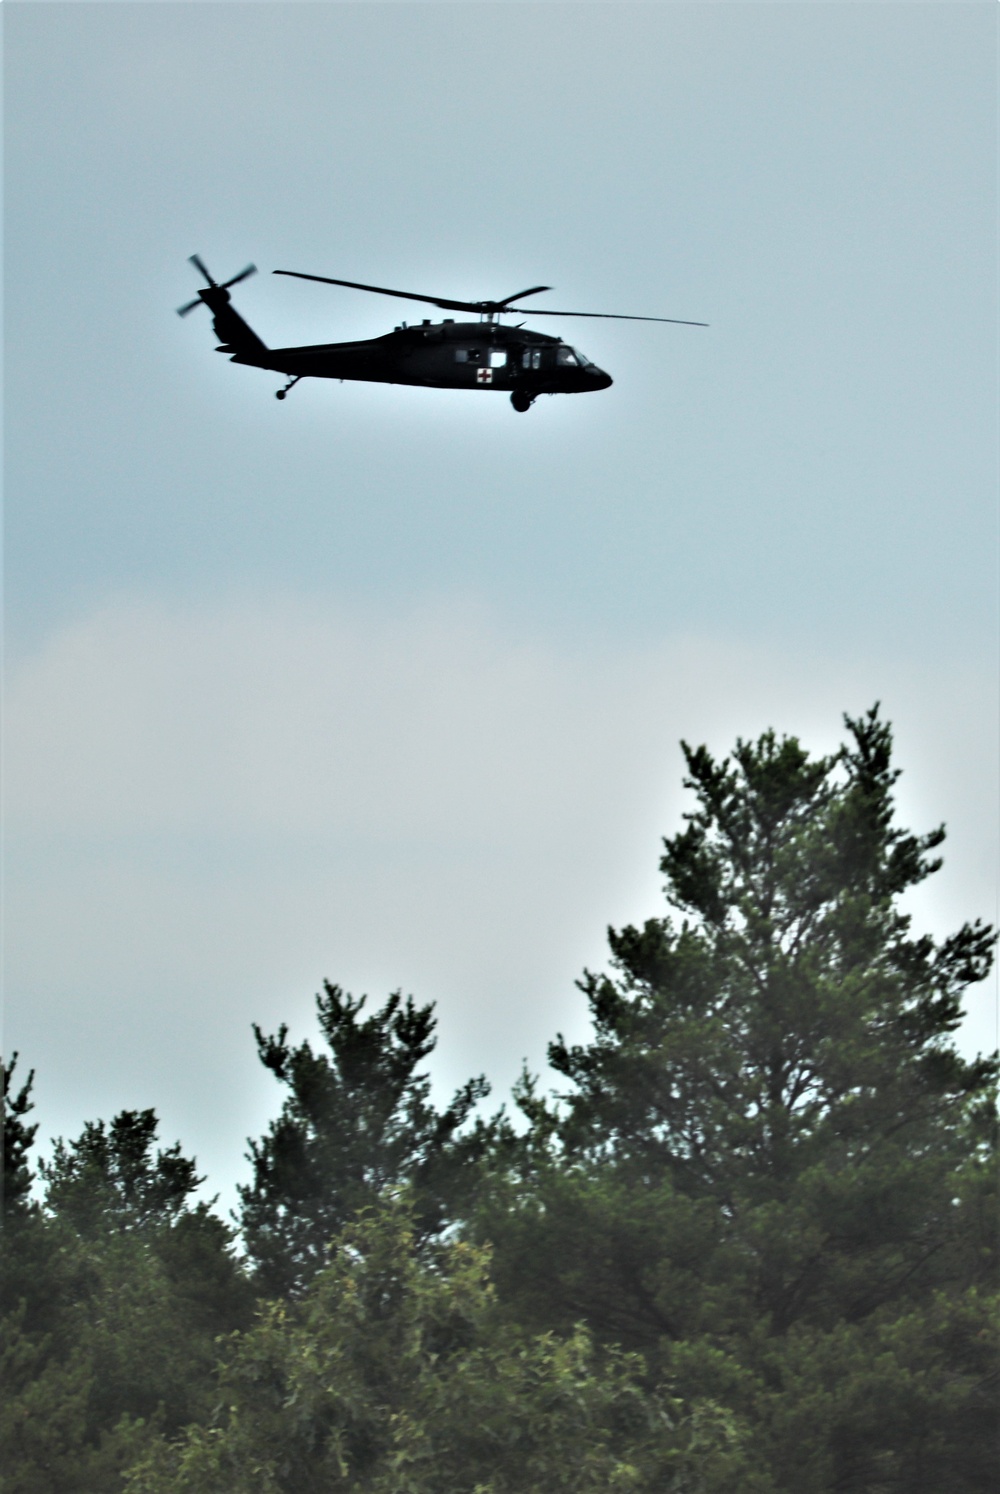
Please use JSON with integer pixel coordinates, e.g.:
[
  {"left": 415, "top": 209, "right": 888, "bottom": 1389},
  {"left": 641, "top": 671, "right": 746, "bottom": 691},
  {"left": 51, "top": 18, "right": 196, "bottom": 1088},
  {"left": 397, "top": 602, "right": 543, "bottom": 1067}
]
[{"left": 591, "top": 367, "right": 613, "bottom": 390}]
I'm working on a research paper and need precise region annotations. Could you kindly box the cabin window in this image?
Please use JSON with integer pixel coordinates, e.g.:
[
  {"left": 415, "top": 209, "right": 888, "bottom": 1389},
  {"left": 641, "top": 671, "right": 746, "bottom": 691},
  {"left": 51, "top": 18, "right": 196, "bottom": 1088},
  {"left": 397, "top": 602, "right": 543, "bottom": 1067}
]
[
  {"left": 556, "top": 347, "right": 580, "bottom": 366},
  {"left": 488, "top": 349, "right": 507, "bottom": 368},
  {"left": 454, "top": 348, "right": 483, "bottom": 364},
  {"left": 522, "top": 348, "right": 542, "bottom": 369}
]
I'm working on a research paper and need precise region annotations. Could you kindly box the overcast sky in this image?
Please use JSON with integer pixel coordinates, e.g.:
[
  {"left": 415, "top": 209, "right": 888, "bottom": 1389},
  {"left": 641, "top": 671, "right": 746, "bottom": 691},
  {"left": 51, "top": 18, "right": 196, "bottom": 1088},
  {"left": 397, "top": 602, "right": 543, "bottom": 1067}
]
[{"left": 5, "top": 0, "right": 997, "bottom": 1214}]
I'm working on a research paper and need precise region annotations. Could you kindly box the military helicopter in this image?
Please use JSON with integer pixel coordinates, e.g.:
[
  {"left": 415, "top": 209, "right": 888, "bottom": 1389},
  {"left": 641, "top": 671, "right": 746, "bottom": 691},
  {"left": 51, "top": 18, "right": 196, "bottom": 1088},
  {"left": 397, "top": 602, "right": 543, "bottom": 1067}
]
[{"left": 177, "top": 255, "right": 707, "bottom": 413}]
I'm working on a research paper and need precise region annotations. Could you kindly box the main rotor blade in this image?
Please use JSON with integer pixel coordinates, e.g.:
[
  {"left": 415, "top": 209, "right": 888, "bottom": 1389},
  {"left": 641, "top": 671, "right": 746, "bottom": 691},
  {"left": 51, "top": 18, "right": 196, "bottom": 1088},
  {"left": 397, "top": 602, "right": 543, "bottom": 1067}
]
[
  {"left": 188, "top": 253, "right": 215, "bottom": 286},
  {"left": 496, "top": 285, "right": 552, "bottom": 306},
  {"left": 221, "top": 264, "right": 257, "bottom": 290},
  {"left": 504, "top": 308, "right": 709, "bottom": 326},
  {"left": 273, "top": 270, "right": 500, "bottom": 315},
  {"left": 272, "top": 270, "right": 707, "bottom": 325}
]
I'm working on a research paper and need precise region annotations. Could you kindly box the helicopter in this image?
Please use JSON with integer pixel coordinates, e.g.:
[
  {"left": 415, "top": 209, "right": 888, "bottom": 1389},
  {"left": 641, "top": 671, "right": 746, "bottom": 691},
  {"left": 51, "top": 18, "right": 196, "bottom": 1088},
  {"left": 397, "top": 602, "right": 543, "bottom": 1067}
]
[{"left": 177, "top": 255, "right": 707, "bottom": 413}]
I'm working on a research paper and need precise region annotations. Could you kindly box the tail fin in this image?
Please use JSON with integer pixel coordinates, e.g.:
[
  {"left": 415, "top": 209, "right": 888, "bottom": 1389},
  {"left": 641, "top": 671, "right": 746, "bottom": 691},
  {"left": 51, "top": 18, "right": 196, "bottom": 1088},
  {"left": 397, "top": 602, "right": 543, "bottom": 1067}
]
[
  {"left": 202, "top": 286, "right": 270, "bottom": 362},
  {"left": 177, "top": 256, "right": 269, "bottom": 363}
]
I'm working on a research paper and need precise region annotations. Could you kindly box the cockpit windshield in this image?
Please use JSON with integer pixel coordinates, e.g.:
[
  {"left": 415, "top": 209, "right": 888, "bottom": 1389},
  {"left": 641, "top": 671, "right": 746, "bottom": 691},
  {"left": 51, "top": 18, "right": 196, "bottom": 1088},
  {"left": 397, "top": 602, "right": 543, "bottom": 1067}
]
[{"left": 557, "top": 346, "right": 592, "bottom": 367}]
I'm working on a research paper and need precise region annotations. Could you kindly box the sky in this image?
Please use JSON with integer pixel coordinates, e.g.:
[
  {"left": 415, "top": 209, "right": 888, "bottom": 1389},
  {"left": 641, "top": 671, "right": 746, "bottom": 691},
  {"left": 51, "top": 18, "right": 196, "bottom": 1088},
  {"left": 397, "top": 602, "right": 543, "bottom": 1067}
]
[{"left": 4, "top": 0, "right": 997, "bottom": 1215}]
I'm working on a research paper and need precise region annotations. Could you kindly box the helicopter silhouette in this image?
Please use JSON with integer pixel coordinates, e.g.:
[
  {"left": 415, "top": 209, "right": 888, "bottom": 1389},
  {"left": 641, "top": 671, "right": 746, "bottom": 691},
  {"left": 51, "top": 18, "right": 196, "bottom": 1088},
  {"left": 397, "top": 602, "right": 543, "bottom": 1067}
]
[{"left": 178, "top": 255, "right": 706, "bottom": 413}]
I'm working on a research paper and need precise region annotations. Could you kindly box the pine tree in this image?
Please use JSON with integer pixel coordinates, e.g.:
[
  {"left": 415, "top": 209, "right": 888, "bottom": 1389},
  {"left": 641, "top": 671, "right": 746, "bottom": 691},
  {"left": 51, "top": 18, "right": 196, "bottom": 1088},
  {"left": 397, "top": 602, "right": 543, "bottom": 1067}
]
[
  {"left": 477, "top": 708, "right": 998, "bottom": 1491},
  {"left": 239, "top": 983, "right": 492, "bottom": 1297},
  {"left": 38, "top": 1108, "right": 253, "bottom": 1438},
  {"left": 41, "top": 1109, "right": 203, "bottom": 1235},
  {"left": 2, "top": 1054, "right": 38, "bottom": 1221},
  {"left": 2, "top": 1097, "right": 253, "bottom": 1493}
]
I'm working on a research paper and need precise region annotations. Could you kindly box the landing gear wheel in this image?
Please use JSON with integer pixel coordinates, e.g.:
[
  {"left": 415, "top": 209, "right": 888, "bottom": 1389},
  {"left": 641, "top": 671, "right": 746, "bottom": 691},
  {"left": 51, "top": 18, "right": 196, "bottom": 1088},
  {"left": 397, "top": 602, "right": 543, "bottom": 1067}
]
[
  {"left": 511, "top": 391, "right": 534, "bottom": 413},
  {"left": 276, "top": 375, "right": 302, "bottom": 401}
]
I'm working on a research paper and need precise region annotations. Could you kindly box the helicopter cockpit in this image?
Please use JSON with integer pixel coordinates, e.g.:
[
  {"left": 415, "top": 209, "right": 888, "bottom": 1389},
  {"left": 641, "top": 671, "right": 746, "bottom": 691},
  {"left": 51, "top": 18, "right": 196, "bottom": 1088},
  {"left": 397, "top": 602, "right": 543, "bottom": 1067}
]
[{"left": 556, "top": 346, "right": 593, "bottom": 367}]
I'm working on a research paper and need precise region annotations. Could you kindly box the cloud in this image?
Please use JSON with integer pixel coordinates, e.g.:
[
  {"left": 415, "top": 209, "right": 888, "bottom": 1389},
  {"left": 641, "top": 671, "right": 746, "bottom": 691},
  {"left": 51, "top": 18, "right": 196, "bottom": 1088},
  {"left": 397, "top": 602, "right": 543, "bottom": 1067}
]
[{"left": 5, "top": 593, "right": 996, "bottom": 1206}]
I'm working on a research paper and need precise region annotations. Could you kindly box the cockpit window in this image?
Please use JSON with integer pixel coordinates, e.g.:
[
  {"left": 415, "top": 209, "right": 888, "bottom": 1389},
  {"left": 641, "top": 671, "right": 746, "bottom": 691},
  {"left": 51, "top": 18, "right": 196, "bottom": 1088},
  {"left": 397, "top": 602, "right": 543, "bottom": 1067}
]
[{"left": 556, "top": 347, "right": 579, "bottom": 366}]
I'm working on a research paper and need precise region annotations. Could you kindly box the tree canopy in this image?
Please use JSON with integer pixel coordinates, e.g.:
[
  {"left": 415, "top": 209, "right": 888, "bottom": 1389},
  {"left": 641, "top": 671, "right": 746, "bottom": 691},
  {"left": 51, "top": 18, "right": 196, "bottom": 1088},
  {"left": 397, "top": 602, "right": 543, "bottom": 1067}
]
[
  {"left": 3, "top": 708, "right": 996, "bottom": 1493},
  {"left": 125, "top": 1201, "right": 759, "bottom": 1494}
]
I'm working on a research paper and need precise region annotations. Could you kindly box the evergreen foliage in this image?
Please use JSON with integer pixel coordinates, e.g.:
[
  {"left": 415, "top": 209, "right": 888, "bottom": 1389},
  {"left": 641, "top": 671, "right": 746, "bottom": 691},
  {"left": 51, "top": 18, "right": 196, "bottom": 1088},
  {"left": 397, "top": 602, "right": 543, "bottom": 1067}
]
[
  {"left": 41, "top": 1110, "right": 204, "bottom": 1236},
  {"left": 3, "top": 1055, "right": 39, "bottom": 1219},
  {"left": 474, "top": 708, "right": 998, "bottom": 1489},
  {"left": 239, "top": 982, "right": 491, "bottom": 1296},
  {"left": 1, "top": 1106, "right": 252, "bottom": 1492},
  {"left": 3, "top": 709, "right": 996, "bottom": 1492}
]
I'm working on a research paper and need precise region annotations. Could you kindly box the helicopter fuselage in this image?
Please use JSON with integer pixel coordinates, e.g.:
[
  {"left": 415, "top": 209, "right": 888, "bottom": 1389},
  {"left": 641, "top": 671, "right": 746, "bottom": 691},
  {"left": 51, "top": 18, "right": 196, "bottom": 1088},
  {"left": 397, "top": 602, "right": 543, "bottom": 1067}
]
[{"left": 228, "top": 317, "right": 612, "bottom": 399}]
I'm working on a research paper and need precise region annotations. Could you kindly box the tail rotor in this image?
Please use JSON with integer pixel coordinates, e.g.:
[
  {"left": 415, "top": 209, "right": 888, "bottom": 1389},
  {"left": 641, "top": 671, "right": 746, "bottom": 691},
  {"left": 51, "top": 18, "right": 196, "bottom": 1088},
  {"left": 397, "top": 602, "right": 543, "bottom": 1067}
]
[{"left": 177, "top": 255, "right": 257, "bottom": 316}]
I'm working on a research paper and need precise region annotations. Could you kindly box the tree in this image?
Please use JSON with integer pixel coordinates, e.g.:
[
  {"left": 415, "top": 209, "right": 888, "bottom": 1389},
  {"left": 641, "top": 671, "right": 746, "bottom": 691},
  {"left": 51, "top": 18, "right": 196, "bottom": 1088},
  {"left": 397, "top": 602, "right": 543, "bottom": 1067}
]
[
  {"left": 2, "top": 1101, "right": 253, "bottom": 1493},
  {"left": 124, "top": 1200, "right": 760, "bottom": 1494},
  {"left": 2, "top": 1055, "right": 61, "bottom": 1336},
  {"left": 39, "top": 1109, "right": 252, "bottom": 1436},
  {"left": 41, "top": 1109, "right": 203, "bottom": 1236},
  {"left": 239, "top": 982, "right": 492, "bottom": 1297},
  {"left": 476, "top": 708, "right": 998, "bottom": 1491},
  {"left": 3, "top": 1054, "right": 38, "bottom": 1221}
]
